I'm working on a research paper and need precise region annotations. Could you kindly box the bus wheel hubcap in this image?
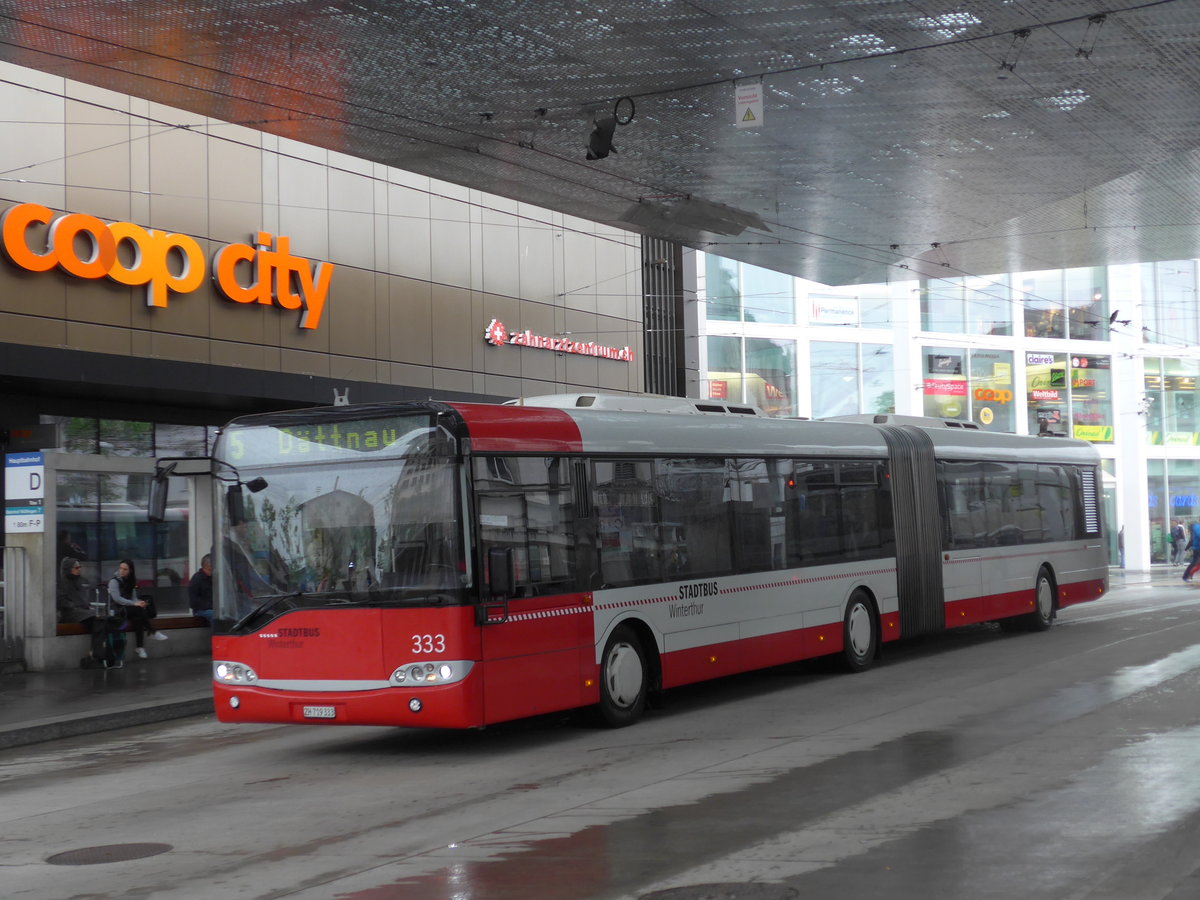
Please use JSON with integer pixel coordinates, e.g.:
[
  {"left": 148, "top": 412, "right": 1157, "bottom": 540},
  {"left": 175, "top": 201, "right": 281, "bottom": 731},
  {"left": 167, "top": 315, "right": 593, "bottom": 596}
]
[
  {"left": 1038, "top": 578, "right": 1053, "bottom": 619},
  {"left": 848, "top": 603, "right": 872, "bottom": 657},
  {"left": 606, "top": 644, "right": 642, "bottom": 708}
]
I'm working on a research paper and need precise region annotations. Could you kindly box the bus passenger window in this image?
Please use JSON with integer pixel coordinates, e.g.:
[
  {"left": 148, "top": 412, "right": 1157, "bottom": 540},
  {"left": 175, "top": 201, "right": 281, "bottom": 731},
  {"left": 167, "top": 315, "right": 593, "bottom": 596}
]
[
  {"left": 655, "top": 458, "right": 732, "bottom": 580},
  {"left": 982, "top": 461, "right": 1022, "bottom": 546},
  {"left": 789, "top": 461, "right": 840, "bottom": 564},
  {"left": 838, "top": 462, "right": 882, "bottom": 559},
  {"left": 1037, "top": 464, "right": 1077, "bottom": 542},
  {"left": 731, "top": 458, "right": 782, "bottom": 573},
  {"left": 940, "top": 460, "right": 987, "bottom": 549},
  {"left": 593, "top": 460, "right": 658, "bottom": 587},
  {"left": 474, "top": 456, "right": 576, "bottom": 596}
]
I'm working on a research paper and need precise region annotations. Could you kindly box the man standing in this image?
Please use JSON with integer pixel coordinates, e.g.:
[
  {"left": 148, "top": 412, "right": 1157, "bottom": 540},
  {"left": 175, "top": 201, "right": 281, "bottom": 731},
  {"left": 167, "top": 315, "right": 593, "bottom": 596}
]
[
  {"left": 1172, "top": 520, "right": 1187, "bottom": 565},
  {"left": 188, "top": 554, "right": 214, "bottom": 626}
]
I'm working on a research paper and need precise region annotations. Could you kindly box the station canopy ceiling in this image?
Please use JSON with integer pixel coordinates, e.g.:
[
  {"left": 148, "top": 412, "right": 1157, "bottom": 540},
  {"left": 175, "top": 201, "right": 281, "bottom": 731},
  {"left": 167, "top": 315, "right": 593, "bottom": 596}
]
[{"left": 2, "top": 0, "right": 1200, "bottom": 287}]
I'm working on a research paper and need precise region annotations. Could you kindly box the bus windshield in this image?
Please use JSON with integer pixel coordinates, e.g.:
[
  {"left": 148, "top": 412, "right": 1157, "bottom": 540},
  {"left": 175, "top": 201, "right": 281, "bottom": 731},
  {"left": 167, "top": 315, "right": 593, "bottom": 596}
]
[{"left": 213, "top": 416, "right": 467, "bottom": 631}]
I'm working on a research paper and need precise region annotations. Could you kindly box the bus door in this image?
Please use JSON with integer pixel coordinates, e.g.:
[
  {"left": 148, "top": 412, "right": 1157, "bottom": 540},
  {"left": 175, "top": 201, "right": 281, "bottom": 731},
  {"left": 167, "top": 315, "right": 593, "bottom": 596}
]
[
  {"left": 473, "top": 456, "right": 594, "bottom": 723},
  {"left": 879, "top": 427, "right": 946, "bottom": 637},
  {"left": 937, "top": 459, "right": 987, "bottom": 626}
]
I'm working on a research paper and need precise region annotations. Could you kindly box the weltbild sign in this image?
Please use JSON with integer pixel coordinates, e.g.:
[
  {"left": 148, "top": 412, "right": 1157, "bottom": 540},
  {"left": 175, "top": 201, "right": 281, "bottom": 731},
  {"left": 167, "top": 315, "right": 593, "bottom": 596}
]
[{"left": 0, "top": 202, "right": 333, "bottom": 329}]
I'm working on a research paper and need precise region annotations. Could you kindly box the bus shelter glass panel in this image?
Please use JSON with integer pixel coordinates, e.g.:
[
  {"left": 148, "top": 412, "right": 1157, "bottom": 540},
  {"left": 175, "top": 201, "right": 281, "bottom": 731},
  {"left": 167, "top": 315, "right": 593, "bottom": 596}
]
[
  {"left": 55, "top": 471, "right": 191, "bottom": 614},
  {"left": 98, "top": 420, "right": 155, "bottom": 457},
  {"left": 154, "top": 424, "right": 215, "bottom": 457}
]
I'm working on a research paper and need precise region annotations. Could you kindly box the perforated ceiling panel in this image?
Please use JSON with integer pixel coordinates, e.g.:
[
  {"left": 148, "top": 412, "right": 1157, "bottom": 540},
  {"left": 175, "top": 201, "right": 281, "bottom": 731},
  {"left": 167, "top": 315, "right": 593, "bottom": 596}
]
[{"left": 1, "top": 0, "right": 1199, "bottom": 285}]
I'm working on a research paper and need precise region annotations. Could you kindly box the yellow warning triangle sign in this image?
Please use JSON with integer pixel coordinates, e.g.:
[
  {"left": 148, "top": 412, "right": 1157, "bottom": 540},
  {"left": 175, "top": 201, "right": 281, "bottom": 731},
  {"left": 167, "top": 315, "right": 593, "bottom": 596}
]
[{"left": 735, "top": 80, "right": 763, "bottom": 128}]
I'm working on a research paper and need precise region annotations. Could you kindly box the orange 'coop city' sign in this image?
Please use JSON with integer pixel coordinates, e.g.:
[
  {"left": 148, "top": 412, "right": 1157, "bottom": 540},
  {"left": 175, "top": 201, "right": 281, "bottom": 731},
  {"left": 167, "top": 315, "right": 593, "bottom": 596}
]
[{"left": 0, "top": 202, "right": 333, "bottom": 329}]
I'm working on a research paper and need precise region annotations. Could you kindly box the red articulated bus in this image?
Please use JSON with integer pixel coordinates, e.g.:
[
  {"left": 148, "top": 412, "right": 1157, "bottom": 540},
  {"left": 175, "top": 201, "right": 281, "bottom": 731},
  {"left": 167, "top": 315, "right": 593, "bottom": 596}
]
[{"left": 197, "top": 395, "right": 1108, "bottom": 729}]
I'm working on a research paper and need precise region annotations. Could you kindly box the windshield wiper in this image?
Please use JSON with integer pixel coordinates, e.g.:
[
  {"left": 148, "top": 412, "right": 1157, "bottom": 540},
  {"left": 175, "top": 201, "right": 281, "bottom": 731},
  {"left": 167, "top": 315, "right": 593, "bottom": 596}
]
[{"left": 233, "top": 591, "right": 304, "bottom": 631}]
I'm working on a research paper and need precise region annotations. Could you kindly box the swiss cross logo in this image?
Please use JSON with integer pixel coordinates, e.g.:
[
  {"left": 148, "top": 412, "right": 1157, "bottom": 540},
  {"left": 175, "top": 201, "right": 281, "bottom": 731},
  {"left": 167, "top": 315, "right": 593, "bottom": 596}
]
[{"left": 483, "top": 318, "right": 509, "bottom": 346}]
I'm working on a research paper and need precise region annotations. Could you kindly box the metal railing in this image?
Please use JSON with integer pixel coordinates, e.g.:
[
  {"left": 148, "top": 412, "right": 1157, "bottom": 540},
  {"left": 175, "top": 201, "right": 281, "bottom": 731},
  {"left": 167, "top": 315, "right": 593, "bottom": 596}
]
[{"left": 1, "top": 546, "right": 28, "bottom": 669}]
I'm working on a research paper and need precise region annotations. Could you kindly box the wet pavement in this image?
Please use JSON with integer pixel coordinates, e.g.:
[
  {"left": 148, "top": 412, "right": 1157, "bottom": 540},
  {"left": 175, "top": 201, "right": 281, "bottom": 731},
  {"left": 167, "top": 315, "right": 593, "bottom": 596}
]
[
  {"left": 0, "top": 566, "right": 1172, "bottom": 752},
  {"left": 4, "top": 564, "right": 1200, "bottom": 900},
  {"left": 0, "top": 652, "right": 212, "bottom": 750}
]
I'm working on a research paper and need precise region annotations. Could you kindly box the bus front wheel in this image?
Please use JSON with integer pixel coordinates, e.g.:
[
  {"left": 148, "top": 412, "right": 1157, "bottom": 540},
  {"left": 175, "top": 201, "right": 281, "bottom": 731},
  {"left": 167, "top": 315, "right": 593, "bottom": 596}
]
[
  {"left": 842, "top": 590, "right": 878, "bottom": 673},
  {"left": 598, "top": 625, "right": 648, "bottom": 727}
]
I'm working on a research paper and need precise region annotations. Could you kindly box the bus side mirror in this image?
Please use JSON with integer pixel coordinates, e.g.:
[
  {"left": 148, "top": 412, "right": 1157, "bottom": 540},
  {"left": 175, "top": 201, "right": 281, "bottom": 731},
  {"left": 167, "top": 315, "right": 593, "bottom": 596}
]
[
  {"left": 227, "top": 484, "right": 246, "bottom": 526},
  {"left": 226, "top": 477, "right": 266, "bottom": 526},
  {"left": 488, "top": 547, "right": 515, "bottom": 597},
  {"left": 148, "top": 474, "right": 169, "bottom": 524}
]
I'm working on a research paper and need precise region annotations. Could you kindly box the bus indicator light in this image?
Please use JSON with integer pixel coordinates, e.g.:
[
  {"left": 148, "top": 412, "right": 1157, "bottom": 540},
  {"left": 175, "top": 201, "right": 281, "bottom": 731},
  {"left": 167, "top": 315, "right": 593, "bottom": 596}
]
[{"left": 408, "top": 698, "right": 423, "bottom": 713}]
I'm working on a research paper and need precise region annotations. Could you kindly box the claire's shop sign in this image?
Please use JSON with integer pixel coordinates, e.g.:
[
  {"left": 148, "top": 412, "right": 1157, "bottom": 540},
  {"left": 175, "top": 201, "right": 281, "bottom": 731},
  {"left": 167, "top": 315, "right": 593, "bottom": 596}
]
[
  {"left": 483, "top": 318, "right": 633, "bottom": 362},
  {"left": 0, "top": 202, "right": 333, "bottom": 329}
]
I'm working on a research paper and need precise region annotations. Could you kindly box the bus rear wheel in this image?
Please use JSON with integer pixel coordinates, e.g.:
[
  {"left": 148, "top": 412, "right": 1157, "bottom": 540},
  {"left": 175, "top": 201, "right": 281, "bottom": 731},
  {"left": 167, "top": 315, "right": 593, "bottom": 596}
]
[
  {"left": 842, "top": 590, "right": 878, "bottom": 673},
  {"left": 598, "top": 625, "right": 648, "bottom": 727},
  {"left": 1028, "top": 567, "right": 1056, "bottom": 631}
]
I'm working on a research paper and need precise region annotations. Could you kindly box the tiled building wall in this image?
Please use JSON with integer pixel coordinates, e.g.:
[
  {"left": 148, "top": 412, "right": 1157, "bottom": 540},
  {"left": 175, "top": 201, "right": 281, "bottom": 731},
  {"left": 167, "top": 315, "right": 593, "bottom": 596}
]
[{"left": 0, "top": 61, "right": 644, "bottom": 401}]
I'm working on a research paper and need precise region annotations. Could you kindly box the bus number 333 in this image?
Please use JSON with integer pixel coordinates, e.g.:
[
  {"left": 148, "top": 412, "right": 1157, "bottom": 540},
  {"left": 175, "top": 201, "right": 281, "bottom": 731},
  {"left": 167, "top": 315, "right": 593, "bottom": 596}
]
[{"left": 413, "top": 634, "right": 446, "bottom": 654}]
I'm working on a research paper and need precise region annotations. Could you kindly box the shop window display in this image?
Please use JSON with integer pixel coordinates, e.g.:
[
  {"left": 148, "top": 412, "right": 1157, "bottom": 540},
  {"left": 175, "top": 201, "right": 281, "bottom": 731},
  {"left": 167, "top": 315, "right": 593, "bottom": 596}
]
[
  {"left": 922, "top": 347, "right": 1014, "bottom": 432},
  {"left": 1143, "top": 357, "right": 1200, "bottom": 446},
  {"left": 1069, "top": 355, "right": 1113, "bottom": 443}
]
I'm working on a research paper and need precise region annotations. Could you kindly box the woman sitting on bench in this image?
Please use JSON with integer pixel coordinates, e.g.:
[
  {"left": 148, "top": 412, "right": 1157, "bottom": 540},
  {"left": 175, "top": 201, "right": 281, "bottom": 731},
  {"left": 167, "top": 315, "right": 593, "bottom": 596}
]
[{"left": 108, "top": 559, "right": 168, "bottom": 659}]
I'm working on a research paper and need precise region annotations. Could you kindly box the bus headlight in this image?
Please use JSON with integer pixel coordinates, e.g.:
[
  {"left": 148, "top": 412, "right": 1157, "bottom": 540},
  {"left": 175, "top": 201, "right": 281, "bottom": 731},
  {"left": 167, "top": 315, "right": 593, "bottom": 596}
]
[
  {"left": 389, "top": 660, "right": 473, "bottom": 686},
  {"left": 214, "top": 660, "right": 259, "bottom": 684}
]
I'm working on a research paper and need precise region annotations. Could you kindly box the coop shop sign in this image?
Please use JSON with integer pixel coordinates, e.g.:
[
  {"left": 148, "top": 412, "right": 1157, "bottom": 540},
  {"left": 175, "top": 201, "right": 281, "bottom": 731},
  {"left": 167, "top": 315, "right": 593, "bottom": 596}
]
[
  {"left": 0, "top": 202, "right": 333, "bottom": 330},
  {"left": 483, "top": 319, "right": 633, "bottom": 362}
]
